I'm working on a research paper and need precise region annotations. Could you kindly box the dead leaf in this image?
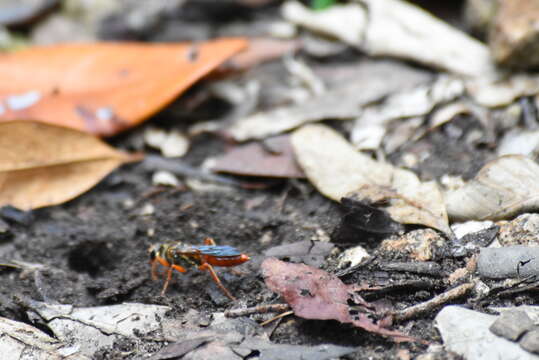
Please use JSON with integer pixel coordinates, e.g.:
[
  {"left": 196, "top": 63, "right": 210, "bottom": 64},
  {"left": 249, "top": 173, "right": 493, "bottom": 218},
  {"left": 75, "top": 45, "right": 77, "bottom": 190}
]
[
  {"left": 263, "top": 240, "right": 334, "bottom": 267},
  {"left": 261, "top": 257, "right": 416, "bottom": 342},
  {"left": 0, "top": 316, "right": 77, "bottom": 360},
  {"left": 351, "top": 75, "right": 464, "bottom": 149},
  {"left": 209, "top": 135, "right": 305, "bottom": 178},
  {"left": 445, "top": 155, "right": 539, "bottom": 221},
  {"left": 0, "top": 38, "right": 247, "bottom": 136},
  {"left": 291, "top": 124, "right": 452, "bottom": 236},
  {"left": 0, "top": 121, "right": 136, "bottom": 210},
  {"left": 227, "top": 59, "right": 431, "bottom": 142},
  {"left": 219, "top": 37, "right": 301, "bottom": 73},
  {"left": 26, "top": 300, "right": 170, "bottom": 357},
  {"left": 282, "top": 0, "right": 496, "bottom": 78}
]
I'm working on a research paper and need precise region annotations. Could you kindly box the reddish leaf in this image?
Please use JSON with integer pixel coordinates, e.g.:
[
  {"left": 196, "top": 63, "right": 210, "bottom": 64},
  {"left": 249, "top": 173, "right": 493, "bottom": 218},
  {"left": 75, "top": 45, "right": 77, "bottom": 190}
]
[
  {"left": 262, "top": 257, "right": 418, "bottom": 342},
  {"left": 0, "top": 39, "right": 247, "bottom": 136},
  {"left": 210, "top": 135, "right": 305, "bottom": 178}
]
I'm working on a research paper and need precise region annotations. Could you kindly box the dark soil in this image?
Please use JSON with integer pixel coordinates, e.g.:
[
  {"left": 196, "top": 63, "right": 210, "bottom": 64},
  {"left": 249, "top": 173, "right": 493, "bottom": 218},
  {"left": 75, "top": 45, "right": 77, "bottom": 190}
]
[
  {"left": 0, "top": 126, "right": 483, "bottom": 359},
  {"left": 2, "top": 1, "right": 535, "bottom": 359}
]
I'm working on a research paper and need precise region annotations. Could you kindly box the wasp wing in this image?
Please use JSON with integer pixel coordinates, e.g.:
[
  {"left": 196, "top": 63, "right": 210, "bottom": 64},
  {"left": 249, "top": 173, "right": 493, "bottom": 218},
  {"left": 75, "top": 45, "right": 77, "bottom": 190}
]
[{"left": 193, "top": 245, "right": 241, "bottom": 257}]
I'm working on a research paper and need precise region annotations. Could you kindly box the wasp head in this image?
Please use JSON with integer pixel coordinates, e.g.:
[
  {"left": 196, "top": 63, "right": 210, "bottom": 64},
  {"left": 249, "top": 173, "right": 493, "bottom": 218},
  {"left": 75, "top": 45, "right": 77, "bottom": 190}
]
[{"left": 148, "top": 244, "right": 159, "bottom": 261}]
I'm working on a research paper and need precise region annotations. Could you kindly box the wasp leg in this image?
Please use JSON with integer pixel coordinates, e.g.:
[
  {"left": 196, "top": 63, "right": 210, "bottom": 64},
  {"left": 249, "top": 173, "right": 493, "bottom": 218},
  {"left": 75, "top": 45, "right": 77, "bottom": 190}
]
[
  {"left": 203, "top": 237, "right": 217, "bottom": 246},
  {"left": 151, "top": 259, "right": 159, "bottom": 281},
  {"left": 159, "top": 265, "right": 187, "bottom": 296},
  {"left": 199, "top": 262, "right": 236, "bottom": 301},
  {"left": 161, "top": 266, "right": 174, "bottom": 296}
]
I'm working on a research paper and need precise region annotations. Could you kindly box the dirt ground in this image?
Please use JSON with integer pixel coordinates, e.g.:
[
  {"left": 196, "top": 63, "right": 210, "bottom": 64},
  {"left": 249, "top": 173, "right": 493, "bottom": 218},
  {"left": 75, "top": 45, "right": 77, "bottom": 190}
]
[
  {"left": 2, "top": 1, "right": 537, "bottom": 359},
  {"left": 1, "top": 122, "right": 497, "bottom": 359}
]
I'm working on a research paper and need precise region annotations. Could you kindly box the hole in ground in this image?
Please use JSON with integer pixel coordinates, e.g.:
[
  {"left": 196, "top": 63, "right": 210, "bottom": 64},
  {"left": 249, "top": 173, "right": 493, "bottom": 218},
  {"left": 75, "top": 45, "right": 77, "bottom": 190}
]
[{"left": 67, "top": 241, "right": 116, "bottom": 277}]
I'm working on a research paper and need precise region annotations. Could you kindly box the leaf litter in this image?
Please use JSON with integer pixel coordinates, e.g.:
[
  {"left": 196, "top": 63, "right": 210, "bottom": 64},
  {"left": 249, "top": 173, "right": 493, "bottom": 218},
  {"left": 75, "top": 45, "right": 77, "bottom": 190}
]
[
  {"left": 291, "top": 124, "right": 452, "bottom": 236},
  {"left": 261, "top": 257, "right": 417, "bottom": 342},
  {"left": 0, "top": 120, "right": 137, "bottom": 210},
  {"left": 0, "top": 39, "right": 247, "bottom": 136},
  {"left": 445, "top": 155, "right": 539, "bottom": 221},
  {"left": 8, "top": 1, "right": 539, "bottom": 359}
]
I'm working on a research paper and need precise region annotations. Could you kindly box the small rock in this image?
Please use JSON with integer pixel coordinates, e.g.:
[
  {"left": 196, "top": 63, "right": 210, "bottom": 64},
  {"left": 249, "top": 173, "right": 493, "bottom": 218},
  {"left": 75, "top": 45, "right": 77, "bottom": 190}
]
[
  {"left": 452, "top": 220, "right": 494, "bottom": 239},
  {"left": 436, "top": 305, "right": 536, "bottom": 360},
  {"left": 490, "top": 310, "right": 535, "bottom": 341},
  {"left": 0, "top": 218, "right": 11, "bottom": 241},
  {"left": 152, "top": 171, "right": 180, "bottom": 187},
  {"left": 139, "top": 203, "right": 155, "bottom": 216},
  {"left": 0, "top": 205, "right": 33, "bottom": 225},
  {"left": 497, "top": 214, "right": 539, "bottom": 246},
  {"left": 490, "top": 0, "right": 539, "bottom": 68},
  {"left": 521, "top": 328, "right": 539, "bottom": 354},
  {"left": 144, "top": 127, "right": 189, "bottom": 158},
  {"left": 338, "top": 245, "right": 370, "bottom": 269},
  {"left": 380, "top": 229, "right": 445, "bottom": 261},
  {"left": 263, "top": 240, "right": 334, "bottom": 268},
  {"left": 477, "top": 246, "right": 539, "bottom": 279},
  {"left": 463, "top": 0, "right": 497, "bottom": 37}
]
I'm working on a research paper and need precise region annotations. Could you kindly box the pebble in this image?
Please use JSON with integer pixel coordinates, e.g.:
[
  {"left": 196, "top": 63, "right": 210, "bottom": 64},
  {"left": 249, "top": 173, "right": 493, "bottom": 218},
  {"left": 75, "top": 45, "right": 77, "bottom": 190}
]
[
  {"left": 490, "top": 310, "right": 535, "bottom": 341},
  {"left": 477, "top": 246, "right": 539, "bottom": 279},
  {"left": 152, "top": 170, "right": 180, "bottom": 187},
  {"left": 436, "top": 305, "right": 536, "bottom": 360},
  {"left": 380, "top": 229, "right": 445, "bottom": 261},
  {"left": 0, "top": 218, "right": 11, "bottom": 241},
  {"left": 490, "top": 0, "right": 539, "bottom": 68},
  {"left": 497, "top": 214, "right": 539, "bottom": 246},
  {"left": 521, "top": 329, "right": 539, "bottom": 354}
]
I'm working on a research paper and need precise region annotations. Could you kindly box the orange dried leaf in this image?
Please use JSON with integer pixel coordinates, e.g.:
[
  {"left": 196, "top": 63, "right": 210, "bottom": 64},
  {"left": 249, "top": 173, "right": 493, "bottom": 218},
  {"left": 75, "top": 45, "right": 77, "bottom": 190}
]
[
  {"left": 0, "top": 121, "right": 137, "bottom": 210},
  {"left": 0, "top": 39, "right": 247, "bottom": 136}
]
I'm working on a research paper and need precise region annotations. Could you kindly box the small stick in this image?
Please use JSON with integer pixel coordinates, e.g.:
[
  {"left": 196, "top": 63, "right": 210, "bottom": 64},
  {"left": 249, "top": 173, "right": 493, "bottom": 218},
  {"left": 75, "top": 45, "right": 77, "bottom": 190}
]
[
  {"left": 394, "top": 282, "right": 474, "bottom": 322},
  {"left": 260, "top": 310, "right": 295, "bottom": 326},
  {"left": 225, "top": 304, "right": 290, "bottom": 318}
]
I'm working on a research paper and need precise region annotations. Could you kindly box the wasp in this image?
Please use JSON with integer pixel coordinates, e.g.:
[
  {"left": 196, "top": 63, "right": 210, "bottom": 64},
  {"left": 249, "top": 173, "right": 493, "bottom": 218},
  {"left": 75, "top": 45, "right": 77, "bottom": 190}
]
[{"left": 149, "top": 237, "right": 250, "bottom": 300}]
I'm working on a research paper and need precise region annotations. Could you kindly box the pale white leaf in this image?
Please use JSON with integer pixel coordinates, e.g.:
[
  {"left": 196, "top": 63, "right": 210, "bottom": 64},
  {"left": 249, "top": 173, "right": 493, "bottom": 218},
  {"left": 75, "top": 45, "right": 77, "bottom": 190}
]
[
  {"left": 291, "top": 124, "right": 451, "bottom": 235},
  {"left": 445, "top": 155, "right": 539, "bottom": 221}
]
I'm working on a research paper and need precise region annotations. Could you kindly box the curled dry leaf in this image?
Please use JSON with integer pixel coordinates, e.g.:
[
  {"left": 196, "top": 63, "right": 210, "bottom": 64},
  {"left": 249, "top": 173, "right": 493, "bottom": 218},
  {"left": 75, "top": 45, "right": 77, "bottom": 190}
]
[
  {"left": 0, "top": 121, "right": 137, "bottom": 210},
  {"left": 445, "top": 155, "right": 539, "bottom": 221},
  {"left": 261, "top": 257, "right": 416, "bottom": 342},
  {"left": 0, "top": 316, "right": 73, "bottom": 360},
  {"left": 27, "top": 300, "right": 170, "bottom": 357},
  {"left": 0, "top": 38, "right": 247, "bottom": 136},
  {"left": 291, "top": 124, "right": 451, "bottom": 236},
  {"left": 282, "top": 0, "right": 495, "bottom": 78},
  {"left": 227, "top": 59, "right": 431, "bottom": 142}
]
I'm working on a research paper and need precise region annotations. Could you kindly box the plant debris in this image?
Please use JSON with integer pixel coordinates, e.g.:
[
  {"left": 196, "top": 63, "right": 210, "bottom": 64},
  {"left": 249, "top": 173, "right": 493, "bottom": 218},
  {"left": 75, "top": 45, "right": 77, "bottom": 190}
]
[
  {"left": 292, "top": 124, "right": 452, "bottom": 236},
  {"left": 0, "top": 39, "right": 247, "bottom": 136},
  {"left": 0, "top": 121, "right": 137, "bottom": 210},
  {"left": 445, "top": 155, "right": 539, "bottom": 221},
  {"left": 261, "top": 257, "right": 417, "bottom": 342}
]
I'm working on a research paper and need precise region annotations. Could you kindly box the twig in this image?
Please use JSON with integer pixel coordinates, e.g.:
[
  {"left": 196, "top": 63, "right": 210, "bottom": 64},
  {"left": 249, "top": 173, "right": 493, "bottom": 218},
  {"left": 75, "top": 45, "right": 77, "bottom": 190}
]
[
  {"left": 393, "top": 282, "right": 474, "bottom": 322},
  {"left": 260, "top": 310, "right": 294, "bottom": 326},
  {"left": 379, "top": 261, "right": 442, "bottom": 276},
  {"left": 224, "top": 303, "right": 290, "bottom": 318},
  {"left": 142, "top": 155, "right": 244, "bottom": 187}
]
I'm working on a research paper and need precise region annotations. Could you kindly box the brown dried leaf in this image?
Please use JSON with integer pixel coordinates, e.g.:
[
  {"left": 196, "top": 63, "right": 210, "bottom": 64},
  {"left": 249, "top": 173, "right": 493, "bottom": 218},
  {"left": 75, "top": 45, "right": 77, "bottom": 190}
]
[
  {"left": 261, "top": 257, "right": 416, "bottom": 342},
  {"left": 210, "top": 135, "right": 305, "bottom": 178},
  {"left": 0, "top": 121, "right": 136, "bottom": 210}
]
